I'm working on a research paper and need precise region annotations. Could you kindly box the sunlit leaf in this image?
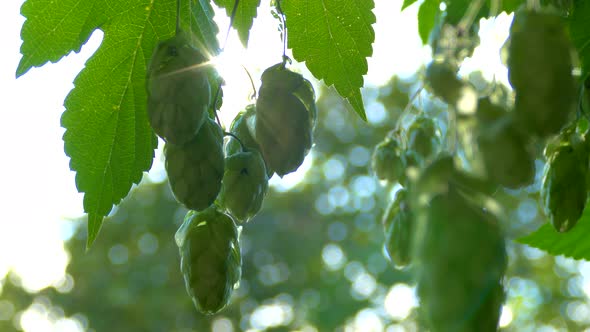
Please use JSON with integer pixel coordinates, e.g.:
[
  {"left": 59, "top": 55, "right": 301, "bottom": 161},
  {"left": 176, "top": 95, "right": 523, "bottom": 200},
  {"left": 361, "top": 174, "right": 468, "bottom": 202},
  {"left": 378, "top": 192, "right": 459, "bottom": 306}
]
[
  {"left": 418, "top": 0, "right": 440, "bottom": 45},
  {"left": 213, "top": 0, "right": 261, "bottom": 47},
  {"left": 518, "top": 205, "right": 590, "bottom": 260},
  {"left": 18, "top": 0, "right": 219, "bottom": 248},
  {"left": 282, "top": 0, "right": 376, "bottom": 121}
]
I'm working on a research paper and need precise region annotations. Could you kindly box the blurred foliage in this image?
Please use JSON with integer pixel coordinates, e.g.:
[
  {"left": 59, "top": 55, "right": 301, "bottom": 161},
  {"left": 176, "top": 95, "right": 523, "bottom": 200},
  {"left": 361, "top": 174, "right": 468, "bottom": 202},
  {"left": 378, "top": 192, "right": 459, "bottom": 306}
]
[{"left": 2, "top": 73, "right": 590, "bottom": 332}]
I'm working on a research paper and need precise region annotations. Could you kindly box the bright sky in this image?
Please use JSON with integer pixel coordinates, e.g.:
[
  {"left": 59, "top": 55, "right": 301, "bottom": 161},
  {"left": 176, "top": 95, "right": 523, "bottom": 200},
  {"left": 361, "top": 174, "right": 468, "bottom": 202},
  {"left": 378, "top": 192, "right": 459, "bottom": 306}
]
[{"left": 0, "top": 0, "right": 513, "bottom": 331}]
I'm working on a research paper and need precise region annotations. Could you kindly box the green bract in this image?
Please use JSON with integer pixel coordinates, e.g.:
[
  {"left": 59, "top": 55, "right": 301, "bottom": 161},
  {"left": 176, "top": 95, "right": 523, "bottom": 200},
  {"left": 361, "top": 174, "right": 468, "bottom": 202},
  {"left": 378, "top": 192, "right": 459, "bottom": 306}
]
[
  {"left": 507, "top": 10, "right": 576, "bottom": 138},
  {"left": 542, "top": 132, "right": 589, "bottom": 232},
  {"left": 146, "top": 32, "right": 212, "bottom": 145},
  {"left": 175, "top": 207, "right": 241, "bottom": 315},
  {"left": 382, "top": 189, "right": 413, "bottom": 268},
  {"left": 406, "top": 116, "right": 441, "bottom": 164},
  {"left": 218, "top": 150, "right": 269, "bottom": 223},
  {"left": 425, "top": 61, "right": 464, "bottom": 105},
  {"left": 371, "top": 137, "right": 405, "bottom": 183},
  {"left": 255, "top": 63, "right": 317, "bottom": 177},
  {"left": 165, "top": 119, "right": 224, "bottom": 211},
  {"left": 413, "top": 188, "right": 506, "bottom": 332},
  {"left": 226, "top": 105, "right": 273, "bottom": 177}
]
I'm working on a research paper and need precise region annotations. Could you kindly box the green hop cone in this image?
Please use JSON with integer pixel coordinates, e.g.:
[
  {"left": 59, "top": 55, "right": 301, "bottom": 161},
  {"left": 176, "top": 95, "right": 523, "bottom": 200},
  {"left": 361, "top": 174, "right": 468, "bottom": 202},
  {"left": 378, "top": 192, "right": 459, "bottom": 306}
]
[
  {"left": 218, "top": 150, "right": 269, "bottom": 223},
  {"left": 146, "top": 32, "right": 212, "bottom": 144},
  {"left": 255, "top": 63, "right": 317, "bottom": 177},
  {"left": 507, "top": 10, "right": 575, "bottom": 137},
  {"left": 175, "top": 207, "right": 242, "bottom": 314},
  {"left": 542, "top": 132, "right": 589, "bottom": 232},
  {"left": 371, "top": 136, "right": 405, "bottom": 183},
  {"left": 425, "top": 61, "right": 465, "bottom": 106},
  {"left": 225, "top": 105, "right": 273, "bottom": 177},
  {"left": 477, "top": 113, "right": 535, "bottom": 189},
  {"left": 382, "top": 189, "right": 413, "bottom": 268},
  {"left": 413, "top": 188, "right": 506, "bottom": 332},
  {"left": 165, "top": 119, "right": 224, "bottom": 210},
  {"left": 406, "top": 116, "right": 441, "bottom": 164}
]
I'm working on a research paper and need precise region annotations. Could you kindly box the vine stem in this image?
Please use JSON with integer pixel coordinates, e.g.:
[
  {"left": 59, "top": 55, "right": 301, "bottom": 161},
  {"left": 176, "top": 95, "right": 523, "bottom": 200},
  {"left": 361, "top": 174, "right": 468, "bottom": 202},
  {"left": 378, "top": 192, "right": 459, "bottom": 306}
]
[
  {"left": 275, "top": 0, "right": 289, "bottom": 66},
  {"left": 242, "top": 65, "right": 257, "bottom": 99},
  {"left": 457, "top": 0, "right": 485, "bottom": 32},
  {"left": 395, "top": 85, "right": 424, "bottom": 134},
  {"left": 224, "top": 132, "right": 247, "bottom": 152}
]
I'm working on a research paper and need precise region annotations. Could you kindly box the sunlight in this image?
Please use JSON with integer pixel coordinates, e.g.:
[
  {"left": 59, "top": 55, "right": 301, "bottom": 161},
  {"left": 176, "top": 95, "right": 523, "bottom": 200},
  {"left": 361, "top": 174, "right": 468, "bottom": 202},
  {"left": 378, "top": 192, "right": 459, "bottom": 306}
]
[
  {"left": 384, "top": 283, "right": 418, "bottom": 320},
  {"left": 499, "top": 305, "right": 513, "bottom": 328}
]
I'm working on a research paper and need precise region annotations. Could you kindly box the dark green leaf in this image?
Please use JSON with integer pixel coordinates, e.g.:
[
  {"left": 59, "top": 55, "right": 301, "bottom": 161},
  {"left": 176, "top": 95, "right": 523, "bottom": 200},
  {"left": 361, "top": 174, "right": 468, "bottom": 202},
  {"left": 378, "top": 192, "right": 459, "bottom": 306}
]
[
  {"left": 181, "top": 0, "right": 221, "bottom": 56},
  {"left": 570, "top": 0, "right": 590, "bottom": 80},
  {"left": 19, "top": 0, "right": 219, "bottom": 248},
  {"left": 418, "top": 0, "right": 440, "bottom": 45},
  {"left": 213, "top": 0, "right": 261, "bottom": 47},
  {"left": 402, "top": 0, "right": 419, "bottom": 10},
  {"left": 282, "top": 0, "right": 376, "bottom": 121},
  {"left": 518, "top": 205, "right": 590, "bottom": 260}
]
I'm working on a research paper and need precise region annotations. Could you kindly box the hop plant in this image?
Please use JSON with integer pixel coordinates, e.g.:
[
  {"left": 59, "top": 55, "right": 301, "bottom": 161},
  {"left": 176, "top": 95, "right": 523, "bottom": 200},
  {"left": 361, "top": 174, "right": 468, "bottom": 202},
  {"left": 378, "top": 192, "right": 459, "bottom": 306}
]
[
  {"left": 165, "top": 118, "right": 224, "bottom": 211},
  {"left": 255, "top": 63, "right": 317, "bottom": 177},
  {"left": 371, "top": 131, "right": 406, "bottom": 183},
  {"left": 175, "top": 207, "right": 241, "bottom": 314},
  {"left": 406, "top": 116, "right": 441, "bottom": 164},
  {"left": 506, "top": 9, "right": 576, "bottom": 138},
  {"left": 218, "top": 149, "right": 269, "bottom": 223},
  {"left": 382, "top": 189, "right": 413, "bottom": 268},
  {"left": 225, "top": 105, "right": 273, "bottom": 177},
  {"left": 413, "top": 186, "right": 506, "bottom": 332},
  {"left": 425, "top": 61, "right": 465, "bottom": 106},
  {"left": 542, "top": 130, "right": 589, "bottom": 232},
  {"left": 146, "top": 32, "right": 212, "bottom": 145},
  {"left": 476, "top": 98, "right": 535, "bottom": 189}
]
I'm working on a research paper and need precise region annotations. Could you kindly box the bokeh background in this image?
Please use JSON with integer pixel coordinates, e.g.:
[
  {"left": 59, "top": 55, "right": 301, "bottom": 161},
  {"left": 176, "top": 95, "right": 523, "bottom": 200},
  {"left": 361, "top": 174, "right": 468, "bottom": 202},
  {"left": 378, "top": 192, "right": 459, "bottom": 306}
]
[{"left": 2, "top": 0, "right": 590, "bottom": 331}]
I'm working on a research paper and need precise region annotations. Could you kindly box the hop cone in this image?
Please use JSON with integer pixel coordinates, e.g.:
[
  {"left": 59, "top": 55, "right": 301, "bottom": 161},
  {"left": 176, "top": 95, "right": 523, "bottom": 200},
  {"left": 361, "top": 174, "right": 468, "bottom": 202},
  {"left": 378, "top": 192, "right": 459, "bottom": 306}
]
[
  {"left": 165, "top": 119, "right": 224, "bottom": 210},
  {"left": 255, "top": 63, "right": 317, "bottom": 177},
  {"left": 175, "top": 207, "right": 241, "bottom": 314}
]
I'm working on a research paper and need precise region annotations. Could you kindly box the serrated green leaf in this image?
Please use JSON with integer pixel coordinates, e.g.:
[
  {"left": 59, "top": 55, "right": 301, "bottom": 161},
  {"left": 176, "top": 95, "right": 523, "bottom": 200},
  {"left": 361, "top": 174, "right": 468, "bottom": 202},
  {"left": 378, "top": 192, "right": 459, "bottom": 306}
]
[
  {"left": 19, "top": 0, "right": 219, "bottom": 248},
  {"left": 181, "top": 0, "right": 221, "bottom": 55},
  {"left": 213, "top": 0, "right": 261, "bottom": 47},
  {"left": 571, "top": 0, "right": 590, "bottom": 80},
  {"left": 282, "top": 0, "right": 376, "bottom": 121},
  {"left": 418, "top": 0, "right": 440, "bottom": 45},
  {"left": 518, "top": 205, "right": 590, "bottom": 260},
  {"left": 402, "top": 0, "right": 419, "bottom": 10},
  {"left": 16, "top": 0, "right": 106, "bottom": 77}
]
